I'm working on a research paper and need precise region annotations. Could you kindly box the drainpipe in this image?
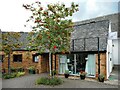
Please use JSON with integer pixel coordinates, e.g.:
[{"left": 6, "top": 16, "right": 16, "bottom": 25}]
[
  {"left": 74, "top": 54, "right": 76, "bottom": 74},
  {"left": 98, "top": 37, "right": 100, "bottom": 75}
]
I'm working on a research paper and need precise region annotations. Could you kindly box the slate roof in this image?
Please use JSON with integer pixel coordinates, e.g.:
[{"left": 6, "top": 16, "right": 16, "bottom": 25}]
[
  {"left": 1, "top": 32, "right": 28, "bottom": 50},
  {"left": 71, "top": 20, "right": 109, "bottom": 51},
  {"left": 1, "top": 13, "right": 119, "bottom": 52}
]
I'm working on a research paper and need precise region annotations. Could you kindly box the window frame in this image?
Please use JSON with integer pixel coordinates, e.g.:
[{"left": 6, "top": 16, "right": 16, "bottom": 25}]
[{"left": 32, "top": 54, "right": 39, "bottom": 63}]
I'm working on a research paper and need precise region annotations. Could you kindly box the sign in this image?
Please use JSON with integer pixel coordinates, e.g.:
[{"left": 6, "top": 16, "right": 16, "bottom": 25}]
[{"left": 108, "top": 32, "right": 117, "bottom": 40}]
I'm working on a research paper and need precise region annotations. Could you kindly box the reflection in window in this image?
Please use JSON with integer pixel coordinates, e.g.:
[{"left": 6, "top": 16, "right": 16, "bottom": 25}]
[
  {"left": 33, "top": 55, "right": 39, "bottom": 62},
  {"left": 59, "top": 54, "right": 87, "bottom": 75}
]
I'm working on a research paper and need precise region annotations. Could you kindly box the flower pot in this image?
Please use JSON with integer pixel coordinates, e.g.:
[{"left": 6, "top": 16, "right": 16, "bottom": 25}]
[
  {"left": 98, "top": 74, "right": 105, "bottom": 82},
  {"left": 29, "top": 69, "right": 35, "bottom": 74},
  {"left": 64, "top": 74, "right": 69, "bottom": 78},
  {"left": 80, "top": 75, "right": 85, "bottom": 80},
  {"left": 98, "top": 77, "right": 104, "bottom": 82}
]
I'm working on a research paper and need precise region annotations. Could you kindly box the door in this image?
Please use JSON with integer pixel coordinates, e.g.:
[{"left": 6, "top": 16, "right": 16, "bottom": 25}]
[
  {"left": 76, "top": 54, "right": 87, "bottom": 74},
  {"left": 85, "top": 54, "right": 95, "bottom": 77}
]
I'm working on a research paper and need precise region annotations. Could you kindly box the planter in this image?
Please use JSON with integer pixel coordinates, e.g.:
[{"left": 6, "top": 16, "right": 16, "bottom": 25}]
[
  {"left": 29, "top": 69, "right": 35, "bottom": 74},
  {"left": 64, "top": 74, "right": 69, "bottom": 78},
  {"left": 98, "top": 74, "right": 105, "bottom": 82},
  {"left": 98, "top": 77, "right": 104, "bottom": 82},
  {"left": 80, "top": 75, "right": 85, "bottom": 80}
]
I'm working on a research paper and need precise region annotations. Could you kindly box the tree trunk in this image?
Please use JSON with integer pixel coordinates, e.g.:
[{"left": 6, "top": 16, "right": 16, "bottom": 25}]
[
  {"left": 8, "top": 53, "right": 10, "bottom": 74},
  {"left": 49, "top": 52, "right": 52, "bottom": 76}
]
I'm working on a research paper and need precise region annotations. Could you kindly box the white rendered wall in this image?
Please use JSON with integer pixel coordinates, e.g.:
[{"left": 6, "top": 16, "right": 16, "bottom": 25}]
[{"left": 112, "top": 39, "right": 120, "bottom": 65}]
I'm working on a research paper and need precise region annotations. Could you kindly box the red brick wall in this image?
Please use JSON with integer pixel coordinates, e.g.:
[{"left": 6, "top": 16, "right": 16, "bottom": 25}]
[
  {"left": 95, "top": 53, "right": 107, "bottom": 79},
  {"left": 2, "top": 51, "right": 39, "bottom": 73}
]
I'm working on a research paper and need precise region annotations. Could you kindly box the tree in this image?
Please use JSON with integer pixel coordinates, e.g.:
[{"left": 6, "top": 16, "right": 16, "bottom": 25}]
[
  {"left": 23, "top": 1, "right": 79, "bottom": 76},
  {"left": 1, "top": 32, "right": 21, "bottom": 74}
]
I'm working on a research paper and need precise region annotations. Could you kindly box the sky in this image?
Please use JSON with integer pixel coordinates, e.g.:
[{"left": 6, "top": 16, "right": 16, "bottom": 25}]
[{"left": 0, "top": 0, "right": 119, "bottom": 32}]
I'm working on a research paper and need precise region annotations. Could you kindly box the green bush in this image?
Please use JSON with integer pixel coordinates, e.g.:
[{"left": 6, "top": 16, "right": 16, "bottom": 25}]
[
  {"left": 16, "top": 72, "right": 25, "bottom": 77},
  {"left": 28, "top": 66, "right": 36, "bottom": 74},
  {"left": 10, "top": 73, "right": 17, "bottom": 78},
  {"left": 3, "top": 73, "right": 17, "bottom": 79},
  {"left": 3, "top": 74, "right": 11, "bottom": 79},
  {"left": 17, "top": 67, "right": 24, "bottom": 72},
  {"left": 36, "top": 77, "right": 63, "bottom": 86},
  {"left": 3, "top": 72, "right": 25, "bottom": 79},
  {"left": 10, "top": 67, "right": 16, "bottom": 73}
]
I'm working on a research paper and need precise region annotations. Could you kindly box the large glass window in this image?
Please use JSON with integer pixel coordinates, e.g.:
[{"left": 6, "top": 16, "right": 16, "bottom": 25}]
[{"left": 59, "top": 54, "right": 88, "bottom": 75}]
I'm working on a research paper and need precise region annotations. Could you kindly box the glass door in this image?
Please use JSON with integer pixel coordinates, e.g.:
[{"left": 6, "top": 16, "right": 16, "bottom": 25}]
[
  {"left": 67, "top": 54, "right": 75, "bottom": 74},
  {"left": 76, "top": 54, "right": 87, "bottom": 75}
]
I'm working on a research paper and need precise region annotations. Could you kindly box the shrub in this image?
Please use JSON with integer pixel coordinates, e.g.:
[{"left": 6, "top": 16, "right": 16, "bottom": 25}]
[
  {"left": 3, "top": 74, "right": 11, "bottom": 79},
  {"left": 10, "top": 73, "right": 17, "bottom": 78},
  {"left": 10, "top": 67, "right": 16, "bottom": 73},
  {"left": 3, "top": 73, "right": 17, "bottom": 79},
  {"left": 17, "top": 67, "right": 24, "bottom": 72},
  {"left": 80, "top": 71, "right": 87, "bottom": 76},
  {"left": 16, "top": 72, "right": 25, "bottom": 77},
  {"left": 3, "top": 72, "right": 25, "bottom": 79},
  {"left": 28, "top": 66, "right": 36, "bottom": 74},
  {"left": 36, "top": 77, "right": 63, "bottom": 86},
  {"left": 64, "top": 70, "right": 69, "bottom": 74},
  {"left": 28, "top": 66, "right": 35, "bottom": 70}
]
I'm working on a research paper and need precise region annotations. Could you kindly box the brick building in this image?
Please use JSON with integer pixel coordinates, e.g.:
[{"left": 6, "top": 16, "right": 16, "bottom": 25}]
[{"left": 0, "top": 13, "right": 119, "bottom": 80}]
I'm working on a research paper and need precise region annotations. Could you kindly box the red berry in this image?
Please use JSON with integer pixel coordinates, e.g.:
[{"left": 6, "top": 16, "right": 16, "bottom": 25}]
[
  {"left": 40, "top": 7, "right": 43, "bottom": 10},
  {"left": 53, "top": 45, "right": 57, "bottom": 49}
]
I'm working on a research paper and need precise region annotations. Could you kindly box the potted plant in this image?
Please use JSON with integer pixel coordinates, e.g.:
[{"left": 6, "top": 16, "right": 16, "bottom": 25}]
[
  {"left": 64, "top": 70, "right": 70, "bottom": 78},
  {"left": 98, "top": 74, "right": 105, "bottom": 82},
  {"left": 80, "top": 71, "right": 87, "bottom": 80},
  {"left": 28, "top": 66, "right": 35, "bottom": 74}
]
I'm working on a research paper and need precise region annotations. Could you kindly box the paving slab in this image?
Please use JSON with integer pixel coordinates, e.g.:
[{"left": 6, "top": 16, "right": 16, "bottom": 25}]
[{"left": 2, "top": 74, "right": 118, "bottom": 88}]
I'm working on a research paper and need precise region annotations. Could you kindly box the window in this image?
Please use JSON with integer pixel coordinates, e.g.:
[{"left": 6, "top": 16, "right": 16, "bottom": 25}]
[
  {"left": 33, "top": 55, "right": 39, "bottom": 62},
  {"left": 13, "top": 54, "right": 22, "bottom": 62},
  {"left": 0, "top": 55, "right": 4, "bottom": 62},
  {"left": 59, "top": 54, "right": 88, "bottom": 75}
]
